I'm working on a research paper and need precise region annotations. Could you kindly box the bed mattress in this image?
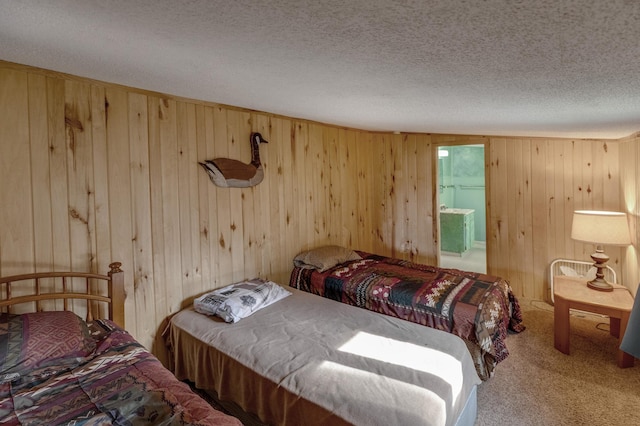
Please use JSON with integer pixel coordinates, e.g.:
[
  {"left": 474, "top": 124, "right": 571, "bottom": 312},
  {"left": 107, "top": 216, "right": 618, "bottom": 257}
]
[{"left": 167, "top": 287, "right": 481, "bottom": 426}]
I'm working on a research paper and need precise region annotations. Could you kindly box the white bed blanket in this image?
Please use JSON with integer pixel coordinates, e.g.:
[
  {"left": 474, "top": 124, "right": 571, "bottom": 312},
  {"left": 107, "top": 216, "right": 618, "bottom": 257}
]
[{"left": 170, "top": 287, "right": 481, "bottom": 426}]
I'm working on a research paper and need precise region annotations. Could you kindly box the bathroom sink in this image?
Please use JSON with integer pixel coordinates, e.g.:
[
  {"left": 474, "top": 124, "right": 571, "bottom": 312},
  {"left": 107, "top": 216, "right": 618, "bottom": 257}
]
[{"left": 441, "top": 208, "right": 474, "bottom": 214}]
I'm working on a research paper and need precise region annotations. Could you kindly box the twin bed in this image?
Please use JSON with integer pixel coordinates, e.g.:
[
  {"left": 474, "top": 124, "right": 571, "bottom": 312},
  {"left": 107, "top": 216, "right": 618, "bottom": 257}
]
[
  {"left": 289, "top": 246, "right": 525, "bottom": 380},
  {"left": 1, "top": 247, "right": 524, "bottom": 426},
  {"left": 168, "top": 285, "right": 482, "bottom": 426},
  {"left": 0, "top": 263, "right": 241, "bottom": 425}
]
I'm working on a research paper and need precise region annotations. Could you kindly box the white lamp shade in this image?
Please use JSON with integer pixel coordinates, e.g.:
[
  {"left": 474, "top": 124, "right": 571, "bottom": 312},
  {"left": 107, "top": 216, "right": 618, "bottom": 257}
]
[{"left": 571, "top": 210, "right": 631, "bottom": 246}]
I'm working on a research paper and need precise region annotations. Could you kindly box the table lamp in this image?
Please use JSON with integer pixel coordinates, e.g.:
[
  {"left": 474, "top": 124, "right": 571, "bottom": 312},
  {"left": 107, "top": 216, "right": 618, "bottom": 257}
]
[{"left": 570, "top": 210, "right": 631, "bottom": 292}]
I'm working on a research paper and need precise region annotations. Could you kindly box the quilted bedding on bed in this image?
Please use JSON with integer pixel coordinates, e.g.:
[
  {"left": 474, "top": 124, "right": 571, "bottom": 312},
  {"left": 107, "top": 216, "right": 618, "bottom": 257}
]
[
  {"left": 0, "top": 316, "right": 240, "bottom": 426},
  {"left": 290, "top": 251, "right": 525, "bottom": 380}
]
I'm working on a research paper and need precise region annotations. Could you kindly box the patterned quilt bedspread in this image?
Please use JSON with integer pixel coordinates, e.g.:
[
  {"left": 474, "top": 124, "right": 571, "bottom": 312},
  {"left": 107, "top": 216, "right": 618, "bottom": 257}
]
[
  {"left": 0, "top": 313, "right": 241, "bottom": 426},
  {"left": 290, "top": 251, "right": 525, "bottom": 380}
]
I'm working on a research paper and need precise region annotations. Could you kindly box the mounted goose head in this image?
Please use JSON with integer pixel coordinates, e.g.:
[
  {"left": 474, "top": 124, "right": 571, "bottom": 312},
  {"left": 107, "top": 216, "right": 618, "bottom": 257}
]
[{"left": 199, "top": 132, "right": 268, "bottom": 188}]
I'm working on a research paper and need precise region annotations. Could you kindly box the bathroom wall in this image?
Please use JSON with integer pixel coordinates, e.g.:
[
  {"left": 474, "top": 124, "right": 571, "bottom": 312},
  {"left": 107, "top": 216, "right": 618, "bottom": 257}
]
[{"left": 439, "top": 145, "right": 486, "bottom": 242}]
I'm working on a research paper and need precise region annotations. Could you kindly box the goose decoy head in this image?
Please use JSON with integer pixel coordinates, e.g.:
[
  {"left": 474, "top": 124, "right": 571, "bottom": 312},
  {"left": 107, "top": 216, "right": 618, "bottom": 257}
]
[{"left": 252, "top": 132, "right": 269, "bottom": 145}]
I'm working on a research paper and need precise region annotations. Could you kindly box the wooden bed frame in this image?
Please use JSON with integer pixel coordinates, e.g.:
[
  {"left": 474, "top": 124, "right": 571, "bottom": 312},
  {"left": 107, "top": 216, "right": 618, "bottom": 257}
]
[{"left": 0, "top": 262, "right": 125, "bottom": 326}]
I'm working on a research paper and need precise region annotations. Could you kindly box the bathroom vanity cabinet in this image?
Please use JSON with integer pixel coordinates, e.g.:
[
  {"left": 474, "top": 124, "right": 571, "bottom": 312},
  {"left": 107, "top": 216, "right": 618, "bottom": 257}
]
[{"left": 440, "top": 208, "right": 475, "bottom": 255}]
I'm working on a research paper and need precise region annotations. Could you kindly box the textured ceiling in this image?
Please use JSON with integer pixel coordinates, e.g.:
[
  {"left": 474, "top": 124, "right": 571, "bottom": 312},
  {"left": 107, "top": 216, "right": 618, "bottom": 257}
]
[{"left": 1, "top": 0, "right": 640, "bottom": 139}]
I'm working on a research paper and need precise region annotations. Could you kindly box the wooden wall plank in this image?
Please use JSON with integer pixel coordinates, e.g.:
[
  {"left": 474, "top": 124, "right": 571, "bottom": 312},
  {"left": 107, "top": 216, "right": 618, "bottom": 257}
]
[
  {"left": 0, "top": 69, "right": 33, "bottom": 278},
  {"left": 385, "top": 134, "right": 397, "bottom": 256},
  {"left": 390, "top": 134, "right": 401, "bottom": 255},
  {"left": 521, "top": 140, "right": 534, "bottom": 298},
  {"left": 64, "top": 80, "right": 95, "bottom": 277},
  {"left": 264, "top": 116, "right": 283, "bottom": 279},
  {"left": 531, "top": 140, "right": 549, "bottom": 300},
  {"left": 158, "top": 98, "right": 182, "bottom": 316},
  {"left": 302, "top": 123, "right": 314, "bottom": 249},
  {"left": 373, "top": 134, "right": 391, "bottom": 256},
  {"left": 104, "top": 88, "right": 135, "bottom": 331},
  {"left": 185, "top": 104, "right": 202, "bottom": 297},
  {"left": 27, "top": 73, "right": 55, "bottom": 309},
  {"left": 211, "top": 106, "right": 232, "bottom": 285},
  {"left": 226, "top": 110, "right": 250, "bottom": 282},
  {"left": 88, "top": 85, "right": 110, "bottom": 318},
  {"left": 357, "top": 132, "right": 373, "bottom": 252},
  {"left": 571, "top": 140, "right": 591, "bottom": 265},
  {"left": 406, "top": 134, "right": 419, "bottom": 262},
  {"left": 566, "top": 141, "right": 579, "bottom": 259},
  {"left": 195, "top": 104, "right": 213, "bottom": 289},
  {"left": 90, "top": 86, "right": 111, "bottom": 280},
  {"left": 553, "top": 141, "right": 568, "bottom": 259},
  {"left": 338, "top": 129, "right": 356, "bottom": 248},
  {"left": 176, "top": 102, "right": 200, "bottom": 305},
  {"left": 278, "top": 118, "right": 294, "bottom": 283},
  {"left": 604, "top": 141, "right": 620, "bottom": 208},
  {"left": 251, "top": 113, "right": 272, "bottom": 278},
  {"left": 307, "top": 123, "right": 323, "bottom": 247},
  {"left": 488, "top": 139, "right": 509, "bottom": 278},
  {"left": 325, "top": 126, "right": 340, "bottom": 244},
  {"left": 505, "top": 140, "right": 520, "bottom": 293},
  {"left": 28, "top": 73, "right": 54, "bottom": 272},
  {"left": 281, "top": 119, "right": 297, "bottom": 277},
  {"left": 147, "top": 96, "right": 169, "bottom": 345},
  {"left": 591, "top": 141, "right": 604, "bottom": 208},
  {"left": 416, "top": 134, "right": 435, "bottom": 265},
  {"left": 128, "top": 91, "right": 155, "bottom": 342},
  {"left": 292, "top": 122, "right": 308, "bottom": 250},
  {"left": 46, "top": 77, "right": 72, "bottom": 275}
]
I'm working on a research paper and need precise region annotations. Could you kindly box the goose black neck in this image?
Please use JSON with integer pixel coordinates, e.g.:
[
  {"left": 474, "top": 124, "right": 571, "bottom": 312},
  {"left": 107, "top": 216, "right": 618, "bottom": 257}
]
[{"left": 251, "top": 135, "right": 261, "bottom": 166}]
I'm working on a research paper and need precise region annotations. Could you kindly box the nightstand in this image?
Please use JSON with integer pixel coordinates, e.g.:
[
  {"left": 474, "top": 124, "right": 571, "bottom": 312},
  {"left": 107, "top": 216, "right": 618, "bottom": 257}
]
[{"left": 553, "top": 275, "right": 635, "bottom": 367}]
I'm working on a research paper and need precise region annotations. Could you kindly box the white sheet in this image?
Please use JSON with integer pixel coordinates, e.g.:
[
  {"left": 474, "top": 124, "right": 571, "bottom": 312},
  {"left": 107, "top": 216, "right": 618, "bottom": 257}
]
[{"left": 170, "top": 287, "right": 481, "bottom": 426}]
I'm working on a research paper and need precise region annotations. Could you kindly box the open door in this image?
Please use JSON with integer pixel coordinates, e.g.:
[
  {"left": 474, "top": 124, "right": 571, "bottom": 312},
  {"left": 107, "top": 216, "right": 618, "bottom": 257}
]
[{"left": 436, "top": 144, "right": 487, "bottom": 273}]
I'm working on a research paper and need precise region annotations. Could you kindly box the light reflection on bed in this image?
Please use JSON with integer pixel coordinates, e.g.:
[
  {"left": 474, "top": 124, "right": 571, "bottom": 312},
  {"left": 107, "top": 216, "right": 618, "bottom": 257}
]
[{"left": 338, "top": 331, "right": 464, "bottom": 401}]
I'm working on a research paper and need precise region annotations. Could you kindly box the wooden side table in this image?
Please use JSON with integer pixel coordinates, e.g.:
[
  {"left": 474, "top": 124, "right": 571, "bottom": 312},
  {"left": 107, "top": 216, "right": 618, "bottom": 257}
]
[{"left": 553, "top": 275, "right": 635, "bottom": 367}]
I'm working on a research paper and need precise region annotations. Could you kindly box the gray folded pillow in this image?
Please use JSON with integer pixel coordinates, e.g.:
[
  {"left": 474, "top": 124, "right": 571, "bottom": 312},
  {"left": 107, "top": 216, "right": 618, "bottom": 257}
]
[
  {"left": 293, "top": 245, "right": 362, "bottom": 272},
  {"left": 194, "top": 278, "right": 292, "bottom": 323}
]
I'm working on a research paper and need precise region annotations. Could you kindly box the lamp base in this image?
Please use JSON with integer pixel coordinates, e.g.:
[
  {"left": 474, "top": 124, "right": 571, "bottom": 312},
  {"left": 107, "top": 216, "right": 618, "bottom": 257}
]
[
  {"left": 587, "top": 277, "right": 614, "bottom": 292},
  {"left": 587, "top": 249, "right": 613, "bottom": 292}
]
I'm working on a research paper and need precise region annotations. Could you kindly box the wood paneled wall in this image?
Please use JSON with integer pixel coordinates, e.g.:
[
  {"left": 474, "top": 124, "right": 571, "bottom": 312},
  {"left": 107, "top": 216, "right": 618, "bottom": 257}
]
[{"left": 0, "top": 61, "right": 635, "bottom": 355}]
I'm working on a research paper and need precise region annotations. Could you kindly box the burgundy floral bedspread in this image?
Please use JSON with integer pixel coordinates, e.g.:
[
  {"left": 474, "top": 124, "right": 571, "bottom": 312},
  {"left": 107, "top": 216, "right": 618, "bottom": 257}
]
[
  {"left": 289, "top": 251, "right": 525, "bottom": 380},
  {"left": 0, "top": 319, "right": 241, "bottom": 426}
]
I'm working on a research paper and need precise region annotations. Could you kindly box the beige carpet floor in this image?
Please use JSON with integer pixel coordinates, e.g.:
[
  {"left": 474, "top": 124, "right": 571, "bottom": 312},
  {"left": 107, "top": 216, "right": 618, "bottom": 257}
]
[{"left": 476, "top": 299, "right": 640, "bottom": 425}]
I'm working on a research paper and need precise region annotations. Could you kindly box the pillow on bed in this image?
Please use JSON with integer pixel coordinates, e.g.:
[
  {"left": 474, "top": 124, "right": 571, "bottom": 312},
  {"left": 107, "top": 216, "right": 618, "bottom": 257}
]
[
  {"left": 559, "top": 265, "right": 580, "bottom": 277},
  {"left": 293, "top": 245, "right": 362, "bottom": 272},
  {"left": 194, "top": 279, "right": 291, "bottom": 323},
  {"left": 0, "top": 310, "right": 96, "bottom": 380}
]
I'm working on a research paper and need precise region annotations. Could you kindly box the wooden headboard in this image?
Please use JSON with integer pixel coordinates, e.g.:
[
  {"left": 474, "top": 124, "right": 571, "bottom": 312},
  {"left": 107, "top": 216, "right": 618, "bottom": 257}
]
[{"left": 0, "top": 262, "right": 125, "bottom": 327}]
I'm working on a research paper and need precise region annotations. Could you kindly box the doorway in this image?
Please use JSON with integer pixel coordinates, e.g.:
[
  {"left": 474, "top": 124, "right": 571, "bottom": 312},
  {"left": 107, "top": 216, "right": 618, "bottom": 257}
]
[{"left": 437, "top": 144, "right": 487, "bottom": 273}]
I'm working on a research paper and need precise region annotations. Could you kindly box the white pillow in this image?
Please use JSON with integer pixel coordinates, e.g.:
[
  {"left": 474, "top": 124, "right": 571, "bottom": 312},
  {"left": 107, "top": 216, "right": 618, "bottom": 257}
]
[
  {"left": 559, "top": 266, "right": 580, "bottom": 277},
  {"left": 194, "top": 279, "right": 291, "bottom": 323},
  {"left": 558, "top": 265, "right": 597, "bottom": 280},
  {"left": 584, "top": 267, "right": 597, "bottom": 281}
]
